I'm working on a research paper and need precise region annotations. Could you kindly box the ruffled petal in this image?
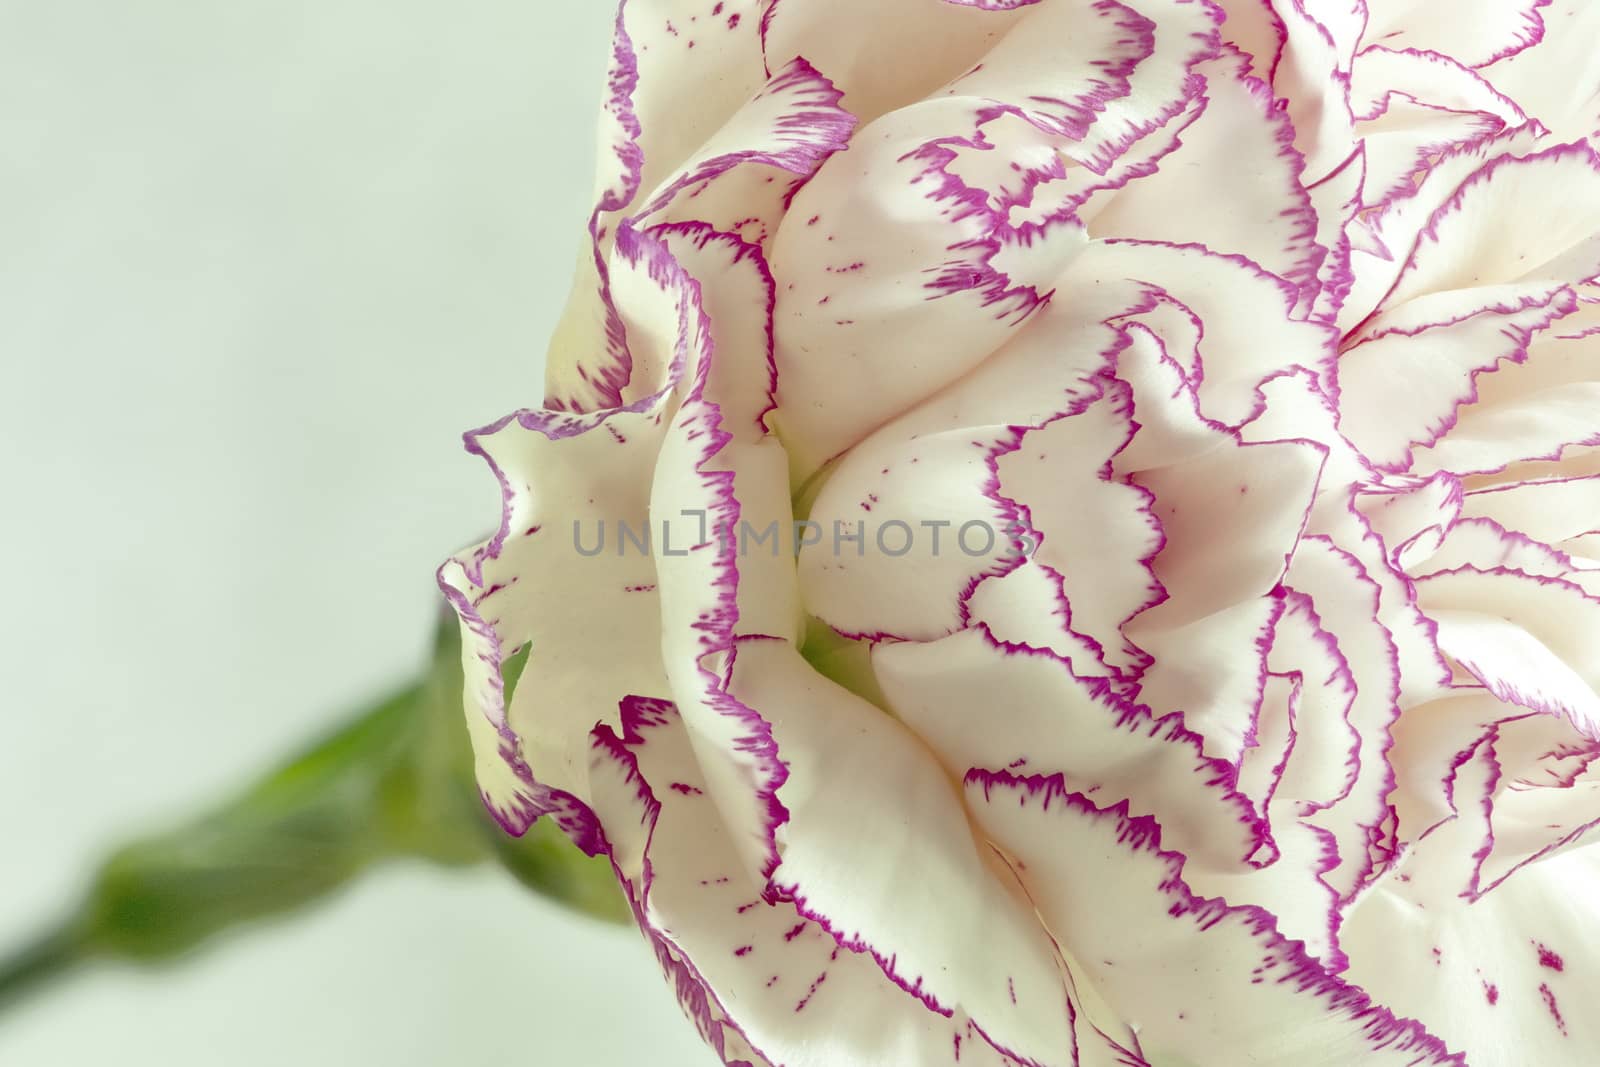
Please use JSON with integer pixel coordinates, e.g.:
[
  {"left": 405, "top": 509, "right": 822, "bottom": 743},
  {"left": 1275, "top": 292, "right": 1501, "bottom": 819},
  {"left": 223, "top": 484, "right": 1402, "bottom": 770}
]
[
  {"left": 1361, "top": 0, "right": 1549, "bottom": 69},
  {"left": 1210, "top": 0, "right": 1286, "bottom": 83},
  {"left": 1339, "top": 284, "right": 1579, "bottom": 471},
  {"left": 760, "top": 0, "right": 1032, "bottom": 125},
  {"left": 631, "top": 57, "right": 857, "bottom": 247},
  {"left": 964, "top": 772, "right": 1464, "bottom": 1067},
  {"left": 1278, "top": 536, "right": 1409, "bottom": 899},
  {"left": 1409, "top": 288, "right": 1600, "bottom": 477},
  {"left": 1350, "top": 46, "right": 1527, "bottom": 207},
  {"left": 1184, "top": 592, "right": 1356, "bottom": 965},
  {"left": 1090, "top": 241, "right": 1337, "bottom": 428},
  {"left": 1462, "top": 474, "right": 1600, "bottom": 548},
  {"left": 1122, "top": 433, "right": 1327, "bottom": 758},
  {"left": 586, "top": 698, "right": 1037, "bottom": 1067},
  {"left": 995, "top": 381, "right": 1164, "bottom": 673},
  {"left": 1268, "top": 0, "right": 1359, "bottom": 182},
  {"left": 1338, "top": 124, "right": 1549, "bottom": 333},
  {"left": 769, "top": 0, "right": 1219, "bottom": 474},
  {"left": 1370, "top": 141, "right": 1600, "bottom": 315},
  {"left": 874, "top": 627, "right": 1267, "bottom": 870},
  {"left": 1343, "top": 759, "right": 1600, "bottom": 1064},
  {"left": 963, "top": 562, "right": 1122, "bottom": 679},
  {"left": 1305, "top": 144, "right": 1366, "bottom": 322},
  {"left": 439, "top": 227, "right": 708, "bottom": 829},
  {"left": 1416, "top": 565, "right": 1600, "bottom": 740},
  {"left": 546, "top": 0, "right": 770, "bottom": 411},
  {"left": 1481, "top": 1, "right": 1600, "bottom": 143},
  {"left": 1310, "top": 496, "right": 1456, "bottom": 708},
  {"left": 798, "top": 425, "right": 1022, "bottom": 642},
  {"left": 727, "top": 639, "right": 1079, "bottom": 1067},
  {"left": 1090, "top": 47, "right": 1326, "bottom": 295},
  {"left": 1411, "top": 384, "right": 1600, "bottom": 480}
]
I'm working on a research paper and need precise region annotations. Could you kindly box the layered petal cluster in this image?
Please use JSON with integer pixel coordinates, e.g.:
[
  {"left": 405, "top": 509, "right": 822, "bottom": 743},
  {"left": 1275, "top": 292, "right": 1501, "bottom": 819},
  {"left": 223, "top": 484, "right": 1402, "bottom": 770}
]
[{"left": 441, "top": 2, "right": 1600, "bottom": 1064}]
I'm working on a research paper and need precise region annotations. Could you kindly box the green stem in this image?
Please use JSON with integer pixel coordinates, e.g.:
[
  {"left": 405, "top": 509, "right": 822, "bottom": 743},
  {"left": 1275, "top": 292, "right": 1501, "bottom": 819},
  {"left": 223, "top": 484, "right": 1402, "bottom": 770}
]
[
  {"left": 0, "top": 927, "right": 84, "bottom": 1012},
  {"left": 0, "top": 613, "right": 625, "bottom": 1017}
]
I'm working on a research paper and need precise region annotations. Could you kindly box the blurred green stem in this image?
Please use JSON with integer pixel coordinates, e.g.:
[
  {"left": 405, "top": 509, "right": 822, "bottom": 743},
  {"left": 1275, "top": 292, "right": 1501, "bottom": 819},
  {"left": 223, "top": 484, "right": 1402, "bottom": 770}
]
[
  {"left": 0, "top": 931, "right": 79, "bottom": 1011},
  {"left": 0, "top": 613, "right": 624, "bottom": 1013}
]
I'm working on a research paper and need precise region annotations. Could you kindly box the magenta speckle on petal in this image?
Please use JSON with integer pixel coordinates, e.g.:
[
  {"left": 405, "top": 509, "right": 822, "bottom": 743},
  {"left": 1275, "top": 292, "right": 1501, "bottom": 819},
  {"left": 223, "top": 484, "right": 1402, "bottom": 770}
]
[
  {"left": 1536, "top": 944, "right": 1565, "bottom": 972},
  {"left": 1539, "top": 984, "right": 1568, "bottom": 1036}
]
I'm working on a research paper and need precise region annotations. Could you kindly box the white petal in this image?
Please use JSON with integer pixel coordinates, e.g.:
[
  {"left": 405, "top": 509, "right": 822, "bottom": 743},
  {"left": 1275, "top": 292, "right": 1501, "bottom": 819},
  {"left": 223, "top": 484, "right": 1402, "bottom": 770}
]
[
  {"left": 1414, "top": 389, "right": 1600, "bottom": 480},
  {"left": 1129, "top": 597, "right": 1282, "bottom": 766},
  {"left": 1375, "top": 142, "right": 1600, "bottom": 314},
  {"left": 1210, "top": 0, "right": 1286, "bottom": 82},
  {"left": 1416, "top": 515, "right": 1579, "bottom": 582},
  {"left": 1417, "top": 566, "right": 1600, "bottom": 740},
  {"left": 1090, "top": 48, "right": 1326, "bottom": 293},
  {"left": 965, "top": 773, "right": 1462, "bottom": 1066},
  {"left": 438, "top": 401, "right": 671, "bottom": 829},
  {"left": 1343, "top": 774, "right": 1600, "bottom": 1064},
  {"left": 1240, "top": 367, "right": 1374, "bottom": 494},
  {"left": 1481, "top": 1, "right": 1600, "bottom": 143},
  {"left": 547, "top": 0, "right": 770, "bottom": 410},
  {"left": 798, "top": 425, "right": 1022, "bottom": 641},
  {"left": 1463, "top": 475, "right": 1600, "bottom": 547},
  {"left": 768, "top": 0, "right": 1217, "bottom": 473},
  {"left": 439, "top": 233, "right": 707, "bottom": 825},
  {"left": 874, "top": 627, "right": 1266, "bottom": 870},
  {"left": 728, "top": 639, "right": 1079, "bottom": 1067},
  {"left": 1183, "top": 594, "right": 1360, "bottom": 967},
  {"left": 760, "top": 0, "right": 1031, "bottom": 125},
  {"left": 1350, "top": 46, "right": 1525, "bottom": 206},
  {"left": 964, "top": 562, "right": 1120, "bottom": 678},
  {"left": 1128, "top": 436, "right": 1325, "bottom": 632},
  {"left": 650, "top": 223, "right": 777, "bottom": 440},
  {"left": 769, "top": 103, "right": 1089, "bottom": 474},
  {"left": 1280, "top": 535, "right": 1410, "bottom": 899},
  {"left": 650, "top": 416, "right": 801, "bottom": 880},
  {"left": 633, "top": 58, "right": 856, "bottom": 246},
  {"left": 996, "top": 382, "right": 1165, "bottom": 674},
  {"left": 1269, "top": 0, "right": 1359, "bottom": 182},
  {"left": 1353, "top": 472, "right": 1463, "bottom": 572},
  {"left": 1410, "top": 292, "right": 1600, "bottom": 477},
  {"left": 586, "top": 698, "right": 1043, "bottom": 1067},
  {"left": 597, "top": 0, "right": 768, "bottom": 223},
  {"left": 1339, "top": 285, "right": 1578, "bottom": 472},
  {"left": 1362, "top": 0, "right": 1549, "bottom": 68},
  {"left": 1090, "top": 241, "right": 1337, "bottom": 428},
  {"left": 1306, "top": 145, "right": 1367, "bottom": 322},
  {"left": 1338, "top": 125, "right": 1550, "bottom": 334},
  {"left": 1306, "top": 497, "right": 1456, "bottom": 707}
]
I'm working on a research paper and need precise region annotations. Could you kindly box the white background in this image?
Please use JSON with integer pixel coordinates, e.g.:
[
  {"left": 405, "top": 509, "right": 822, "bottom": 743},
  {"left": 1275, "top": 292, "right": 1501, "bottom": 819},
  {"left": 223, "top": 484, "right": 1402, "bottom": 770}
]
[{"left": 0, "top": 3, "right": 710, "bottom": 1063}]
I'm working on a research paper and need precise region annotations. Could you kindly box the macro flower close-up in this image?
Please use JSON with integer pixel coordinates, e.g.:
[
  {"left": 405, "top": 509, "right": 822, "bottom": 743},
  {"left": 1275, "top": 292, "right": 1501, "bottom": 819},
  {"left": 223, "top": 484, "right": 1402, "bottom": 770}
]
[
  {"left": 437, "top": 1, "right": 1600, "bottom": 1064},
  {"left": 5, "top": 2, "right": 1599, "bottom": 1065}
]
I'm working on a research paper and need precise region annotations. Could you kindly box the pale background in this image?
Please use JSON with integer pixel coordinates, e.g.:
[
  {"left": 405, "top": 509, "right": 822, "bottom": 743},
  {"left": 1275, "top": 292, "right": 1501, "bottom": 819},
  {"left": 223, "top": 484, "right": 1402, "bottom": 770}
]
[{"left": 0, "top": 3, "right": 709, "bottom": 1063}]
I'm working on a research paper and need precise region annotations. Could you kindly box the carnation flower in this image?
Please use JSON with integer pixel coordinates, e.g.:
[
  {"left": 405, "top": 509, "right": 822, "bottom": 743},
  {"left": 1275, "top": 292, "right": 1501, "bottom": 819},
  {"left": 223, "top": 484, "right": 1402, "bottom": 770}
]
[{"left": 440, "top": 2, "right": 1600, "bottom": 1063}]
